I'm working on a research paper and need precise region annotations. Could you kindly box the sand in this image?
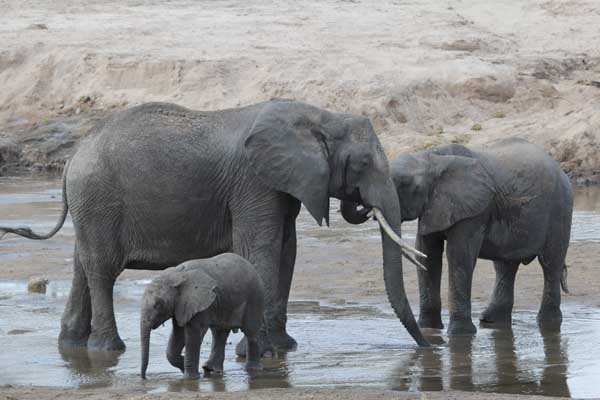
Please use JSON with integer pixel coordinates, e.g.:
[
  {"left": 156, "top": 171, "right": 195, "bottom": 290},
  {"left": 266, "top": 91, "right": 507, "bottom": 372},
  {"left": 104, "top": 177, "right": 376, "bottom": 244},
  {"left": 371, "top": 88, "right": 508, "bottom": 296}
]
[
  {"left": 0, "top": 0, "right": 599, "bottom": 182},
  {"left": 0, "top": 386, "right": 568, "bottom": 400}
]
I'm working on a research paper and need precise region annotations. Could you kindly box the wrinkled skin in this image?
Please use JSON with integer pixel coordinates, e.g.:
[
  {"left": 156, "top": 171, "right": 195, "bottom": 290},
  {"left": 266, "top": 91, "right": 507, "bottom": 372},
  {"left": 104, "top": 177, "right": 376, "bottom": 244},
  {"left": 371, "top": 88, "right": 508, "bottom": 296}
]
[
  {"left": 0, "top": 99, "right": 427, "bottom": 352},
  {"left": 140, "top": 253, "right": 264, "bottom": 379},
  {"left": 342, "top": 139, "right": 572, "bottom": 335}
]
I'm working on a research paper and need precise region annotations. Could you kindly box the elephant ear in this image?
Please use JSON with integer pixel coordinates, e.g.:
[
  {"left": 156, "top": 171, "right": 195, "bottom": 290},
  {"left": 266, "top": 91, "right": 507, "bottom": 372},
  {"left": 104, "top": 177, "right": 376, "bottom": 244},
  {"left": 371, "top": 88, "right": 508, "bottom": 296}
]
[
  {"left": 244, "top": 101, "right": 330, "bottom": 226},
  {"left": 418, "top": 155, "right": 494, "bottom": 235},
  {"left": 173, "top": 272, "right": 218, "bottom": 327}
]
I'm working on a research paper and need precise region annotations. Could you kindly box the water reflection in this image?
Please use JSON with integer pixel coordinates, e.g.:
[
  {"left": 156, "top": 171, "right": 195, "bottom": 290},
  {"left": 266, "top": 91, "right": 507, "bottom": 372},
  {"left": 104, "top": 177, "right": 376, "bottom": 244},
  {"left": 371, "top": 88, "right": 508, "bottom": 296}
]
[
  {"left": 246, "top": 353, "right": 291, "bottom": 390},
  {"left": 59, "top": 346, "right": 122, "bottom": 388},
  {"left": 389, "top": 326, "right": 570, "bottom": 397}
]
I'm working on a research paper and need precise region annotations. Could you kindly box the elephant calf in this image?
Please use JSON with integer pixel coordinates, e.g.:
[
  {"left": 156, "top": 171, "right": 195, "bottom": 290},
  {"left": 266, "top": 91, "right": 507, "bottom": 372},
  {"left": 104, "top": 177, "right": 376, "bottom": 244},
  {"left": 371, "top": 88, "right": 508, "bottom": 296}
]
[
  {"left": 140, "top": 253, "right": 264, "bottom": 379},
  {"left": 342, "top": 138, "right": 573, "bottom": 335}
]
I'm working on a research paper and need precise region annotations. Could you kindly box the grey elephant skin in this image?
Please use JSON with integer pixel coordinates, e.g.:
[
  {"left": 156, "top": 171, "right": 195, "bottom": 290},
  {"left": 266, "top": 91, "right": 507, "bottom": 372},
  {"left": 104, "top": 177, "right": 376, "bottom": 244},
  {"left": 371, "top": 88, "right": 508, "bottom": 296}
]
[
  {"left": 342, "top": 138, "right": 573, "bottom": 335},
  {"left": 140, "top": 253, "right": 264, "bottom": 379},
  {"left": 0, "top": 99, "right": 428, "bottom": 352}
]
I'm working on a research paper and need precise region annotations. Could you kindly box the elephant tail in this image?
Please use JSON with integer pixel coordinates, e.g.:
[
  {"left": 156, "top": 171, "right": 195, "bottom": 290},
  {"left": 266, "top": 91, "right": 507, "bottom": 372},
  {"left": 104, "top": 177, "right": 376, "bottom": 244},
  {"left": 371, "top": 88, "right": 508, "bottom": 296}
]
[
  {"left": 560, "top": 263, "right": 569, "bottom": 294},
  {"left": 0, "top": 161, "right": 69, "bottom": 240}
]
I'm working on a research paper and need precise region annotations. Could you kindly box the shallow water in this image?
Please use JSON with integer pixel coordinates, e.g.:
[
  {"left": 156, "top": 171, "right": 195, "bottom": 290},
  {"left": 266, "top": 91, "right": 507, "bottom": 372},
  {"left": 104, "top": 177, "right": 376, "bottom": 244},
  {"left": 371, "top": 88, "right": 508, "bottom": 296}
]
[
  {"left": 1, "top": 178, "right": 600, "bottom": 397},
  {"left": 1, "top": 279, "right": 599, "bottom": 398}
]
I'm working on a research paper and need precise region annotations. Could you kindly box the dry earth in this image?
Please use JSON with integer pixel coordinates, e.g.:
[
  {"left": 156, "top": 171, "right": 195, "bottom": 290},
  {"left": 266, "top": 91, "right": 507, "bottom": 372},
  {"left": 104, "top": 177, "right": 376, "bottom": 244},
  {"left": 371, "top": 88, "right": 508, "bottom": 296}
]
[{"left": 0, "top": 0, "right": 599, "bottom": 182}]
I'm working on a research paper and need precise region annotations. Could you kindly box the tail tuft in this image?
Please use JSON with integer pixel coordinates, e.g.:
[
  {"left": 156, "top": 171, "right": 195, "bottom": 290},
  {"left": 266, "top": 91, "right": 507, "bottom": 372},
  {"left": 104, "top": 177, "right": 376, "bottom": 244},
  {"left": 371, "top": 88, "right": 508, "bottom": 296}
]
[{"left": 560, "top": 264, "right": 569, "bottom": 294}]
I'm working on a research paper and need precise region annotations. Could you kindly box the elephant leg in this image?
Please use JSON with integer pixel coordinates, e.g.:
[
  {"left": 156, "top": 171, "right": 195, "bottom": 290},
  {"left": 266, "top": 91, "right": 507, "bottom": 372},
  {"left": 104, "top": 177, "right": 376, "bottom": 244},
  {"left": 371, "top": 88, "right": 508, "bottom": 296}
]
[
  {"left": 243, "top": 327, "right": 263, "bottom": 371},
  {"left": 183, "top": 319, "right": 208, "bottom": 380},
  {"left": 166, "top": 320, "right": 185, "bottom": 372},
  {"left": 445, "top": 219, "right": 485, "bottom": 336},
  {"left": 203, "top": 328, "right": 230, "bottom": 374},
  {"left": 537, "top": 203, "right": 570, "bottom": 328},
  {"left": 232, "top": 194, "right": 285, "bottom": 357},
  {"left": 537, "top": 256, "right": 563, "bottom": 327},
  {"left": 480, "top": 260, "right": 520, "bottom": 326},
  {"left": 81, "top": 245, "right": 125, "bottom": 352},
  {"left": 271, "top": 200, "right": 301, "bottom": 351},
  {"left": 59, "top": 248, "right": 92, "bottom": 349},
  {"left": 86, "top": 273, "right": 125, "bottom": 352},
  {"left": 416, "top": 233, "right": 444, "bottom": 329}
]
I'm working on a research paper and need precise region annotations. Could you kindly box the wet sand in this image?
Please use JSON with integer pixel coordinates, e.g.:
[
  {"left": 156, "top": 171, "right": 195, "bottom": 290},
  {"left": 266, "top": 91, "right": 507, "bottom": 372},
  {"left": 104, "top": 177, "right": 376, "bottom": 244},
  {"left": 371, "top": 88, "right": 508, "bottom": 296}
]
[
  {"left": 1, "top": 179, "right": 599, "bottom": 399},
  {"left": 0, "top": 387, "right": 568, "bottom": 400}
]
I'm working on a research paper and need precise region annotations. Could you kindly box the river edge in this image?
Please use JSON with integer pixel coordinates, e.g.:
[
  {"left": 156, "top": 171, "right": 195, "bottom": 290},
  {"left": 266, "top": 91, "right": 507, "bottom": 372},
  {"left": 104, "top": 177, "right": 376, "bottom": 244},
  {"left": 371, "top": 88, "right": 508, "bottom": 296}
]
[
  {"left": 0, "top": 386, "right": 570, "bottom": 400},
  {"left": 1, "top": 108, "right": 598, "bottom": 186}
]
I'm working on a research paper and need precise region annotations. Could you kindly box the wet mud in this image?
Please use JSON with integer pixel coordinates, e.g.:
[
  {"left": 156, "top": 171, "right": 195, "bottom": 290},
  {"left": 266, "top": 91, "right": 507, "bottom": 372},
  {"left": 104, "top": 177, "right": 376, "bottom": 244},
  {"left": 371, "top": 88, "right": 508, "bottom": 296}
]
[{"left": 1, "top": 178, "right": 600, "bottom": 398}]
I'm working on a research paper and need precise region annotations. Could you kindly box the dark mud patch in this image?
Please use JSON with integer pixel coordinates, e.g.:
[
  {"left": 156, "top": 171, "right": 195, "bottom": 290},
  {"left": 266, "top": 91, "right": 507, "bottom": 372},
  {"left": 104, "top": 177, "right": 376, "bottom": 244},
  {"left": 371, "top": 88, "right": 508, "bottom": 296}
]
[{"left": 7, "top": 329, "right": 34, "bottom": 335}]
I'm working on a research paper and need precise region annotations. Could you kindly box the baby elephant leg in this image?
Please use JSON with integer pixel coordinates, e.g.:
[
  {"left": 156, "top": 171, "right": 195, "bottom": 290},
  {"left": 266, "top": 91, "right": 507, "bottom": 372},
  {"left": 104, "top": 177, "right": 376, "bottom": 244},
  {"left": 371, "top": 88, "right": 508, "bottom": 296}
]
[
  {"left": 243, "top": 327, "right": 263, "bottom": 372},
  {"left": 166, "top": 321, "right": 185, "bottom": 372},
  {"left": 203, "top": 328, "right": 230, "bottom": 375},
  {"left": 183, "top": 320, "right": 208, "bottom": 380}
]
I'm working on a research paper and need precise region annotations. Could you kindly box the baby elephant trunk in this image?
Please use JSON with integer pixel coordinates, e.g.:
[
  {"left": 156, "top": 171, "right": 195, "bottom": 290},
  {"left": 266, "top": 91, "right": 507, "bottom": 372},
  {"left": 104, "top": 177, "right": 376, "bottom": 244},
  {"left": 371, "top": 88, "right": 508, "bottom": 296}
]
[{"left": 141, "top": 322, "right": 151, "bottom": 379}]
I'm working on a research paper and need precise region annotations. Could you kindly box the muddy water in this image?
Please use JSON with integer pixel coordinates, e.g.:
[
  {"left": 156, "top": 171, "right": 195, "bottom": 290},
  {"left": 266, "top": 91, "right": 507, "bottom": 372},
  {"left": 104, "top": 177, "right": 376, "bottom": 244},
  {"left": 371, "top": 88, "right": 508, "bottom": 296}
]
[{"left": 1, "top": 178, "right": 600, "bottom": 398}]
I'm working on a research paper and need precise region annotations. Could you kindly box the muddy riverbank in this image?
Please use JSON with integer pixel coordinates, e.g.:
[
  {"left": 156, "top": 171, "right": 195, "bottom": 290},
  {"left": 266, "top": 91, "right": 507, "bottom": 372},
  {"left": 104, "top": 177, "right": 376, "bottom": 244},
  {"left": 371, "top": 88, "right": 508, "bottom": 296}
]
[{"left": 0, "top": 179, "right": 599, "bottom": 399}]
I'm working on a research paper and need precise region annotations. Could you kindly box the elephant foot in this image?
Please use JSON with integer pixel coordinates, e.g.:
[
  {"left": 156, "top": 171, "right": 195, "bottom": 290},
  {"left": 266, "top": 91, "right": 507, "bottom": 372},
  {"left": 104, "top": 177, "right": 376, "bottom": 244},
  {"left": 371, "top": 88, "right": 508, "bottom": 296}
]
[
  {"left": 245, "top": 361, "right": 263, "bottom": 372},
  {"left": 87, "top": 332, "right": 126, "bottom": 352},
  {"left": 167, "top": 353, "right": 184, "bottom": 373},
  {"left": 447, "top": 318, "right": 477, "bottom": 336},
  {"left": 418, "top": 311, "right": 444, "bottom": 330},
  {"left": 183, "top": 371, "right": 201, "bottom": 380},
  {"left": 479, "top": 305, "right": 512, "bottom": 327},
  {"left": 269, "top": 330, "right": 297, "bottom": 351},
  {"left": 202, "top": 361, "right": 224, "bottom": 375},
  {"left": 537, "top": 306, "right": 562, "bottom": 329},
  {"left": 58, "top": 329, "right": 90, "bottom": 350},
  {"left": 235, "top": 335, "right": 273, "bottom": 358}
]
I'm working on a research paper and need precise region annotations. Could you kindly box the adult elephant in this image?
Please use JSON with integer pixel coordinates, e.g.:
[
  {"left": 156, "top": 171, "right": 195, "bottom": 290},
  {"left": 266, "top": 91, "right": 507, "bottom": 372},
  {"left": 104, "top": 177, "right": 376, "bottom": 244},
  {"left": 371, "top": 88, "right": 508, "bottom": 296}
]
[
  {"left": 341, "top": 138, "right": 572, "bottom": 335},
  {"left": 0, "top": 99, "right": 428, "bottom": 352}
]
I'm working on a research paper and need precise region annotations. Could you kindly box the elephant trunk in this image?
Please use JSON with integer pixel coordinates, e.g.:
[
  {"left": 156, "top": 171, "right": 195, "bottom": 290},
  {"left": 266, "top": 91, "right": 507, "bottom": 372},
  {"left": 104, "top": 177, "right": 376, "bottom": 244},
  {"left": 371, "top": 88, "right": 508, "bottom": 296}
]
[
  {"left": 141, "top": 321, "right": 151, "bottom": 379},
  {"left": 340, "top": 200, "right": 370, "bottom": 225},
  {"left": 363, "top": 182, "right": 429, "bottom": 347}
]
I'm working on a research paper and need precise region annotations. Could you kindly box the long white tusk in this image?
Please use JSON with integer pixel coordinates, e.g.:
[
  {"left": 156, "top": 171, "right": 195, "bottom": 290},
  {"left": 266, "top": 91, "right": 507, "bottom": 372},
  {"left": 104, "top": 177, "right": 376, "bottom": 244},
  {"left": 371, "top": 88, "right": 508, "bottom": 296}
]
[{"left": 370, "top": 208, "right": 428, "bottom": 271}]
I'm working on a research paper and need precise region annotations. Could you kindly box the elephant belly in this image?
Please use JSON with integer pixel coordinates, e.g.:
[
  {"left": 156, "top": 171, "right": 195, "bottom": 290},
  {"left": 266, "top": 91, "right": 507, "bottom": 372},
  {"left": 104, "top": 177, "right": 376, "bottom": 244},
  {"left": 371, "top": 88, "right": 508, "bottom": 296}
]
[
  {"left": 123, "top": 209, "right": 234, "bottom": 270},
  {"left": 479, "top": 217, "right": 546, "bottom": 262}
]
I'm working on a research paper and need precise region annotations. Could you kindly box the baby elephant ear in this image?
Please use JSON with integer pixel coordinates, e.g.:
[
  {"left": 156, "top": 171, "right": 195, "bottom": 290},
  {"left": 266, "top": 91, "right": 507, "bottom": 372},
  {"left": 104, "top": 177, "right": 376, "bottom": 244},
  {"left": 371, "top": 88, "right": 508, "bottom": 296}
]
[
  {"left": 173, "top": 272, "right": 218, "bottom": 327},
  {"left": 244, "top": 101, "right": 331, "bottom": 226},
  {"left": 419, "top": 155, "right": 494, "bottom": 235}
]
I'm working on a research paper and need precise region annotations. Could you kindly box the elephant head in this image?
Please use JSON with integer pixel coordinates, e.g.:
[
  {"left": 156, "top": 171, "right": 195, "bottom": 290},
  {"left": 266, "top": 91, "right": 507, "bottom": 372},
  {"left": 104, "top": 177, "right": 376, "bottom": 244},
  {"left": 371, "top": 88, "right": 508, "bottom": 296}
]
[
  {"left": 342, "top": 148, "right": 495, "bottom": 236},
  {"left": 390, "top": 151, "right": 495, "bottom": 234},
  {"left": 140, "top": 271, "right": 218, "bottom": 379},
  {"left": 244, "top": 99, "right": 428, "bottom": 346}
]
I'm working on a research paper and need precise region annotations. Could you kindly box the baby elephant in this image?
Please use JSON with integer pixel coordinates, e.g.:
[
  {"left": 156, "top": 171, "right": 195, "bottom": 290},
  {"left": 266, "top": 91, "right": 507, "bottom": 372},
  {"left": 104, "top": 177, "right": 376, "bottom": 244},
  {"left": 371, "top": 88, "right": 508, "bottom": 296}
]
[{"left": 140, "top": 253, "right": 264, "bottom": 379}]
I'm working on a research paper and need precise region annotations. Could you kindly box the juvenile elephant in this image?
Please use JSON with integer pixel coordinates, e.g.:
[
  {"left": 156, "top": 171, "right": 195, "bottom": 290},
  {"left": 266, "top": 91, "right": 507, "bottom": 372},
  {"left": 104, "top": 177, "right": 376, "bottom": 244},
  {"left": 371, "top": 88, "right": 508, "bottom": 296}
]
[
  {"left": 341, "top": 138, "right": 572, "bottom": 334},
  {"left": 140, "top": 253, "right": 263, "bottom": 379},
  {"left": 0, "top": 99, "right": 428, "bottom": 352}
]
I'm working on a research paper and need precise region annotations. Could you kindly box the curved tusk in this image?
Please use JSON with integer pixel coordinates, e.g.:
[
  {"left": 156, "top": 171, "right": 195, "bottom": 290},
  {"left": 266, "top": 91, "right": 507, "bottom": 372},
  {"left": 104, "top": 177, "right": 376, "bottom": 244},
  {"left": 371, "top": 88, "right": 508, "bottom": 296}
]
[{"left": 370, "top": 208, "right": 428, "bottom": 271}]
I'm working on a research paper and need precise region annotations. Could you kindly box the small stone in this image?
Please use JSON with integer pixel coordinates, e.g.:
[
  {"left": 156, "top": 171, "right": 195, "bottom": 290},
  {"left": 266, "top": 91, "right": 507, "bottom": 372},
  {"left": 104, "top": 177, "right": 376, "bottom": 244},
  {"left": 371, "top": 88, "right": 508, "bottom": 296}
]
[
  {"left": 27, "top": 23, "right": 48, "bottom": 30},
  {"left": 430, "top": 126, "right": 444, "bottom": 135},
  {"left": 471, "top": 123, "right": 483, "bottom": 131},
  {"left": 27, "top": 277, "right": 49, "bottom": 294},
  {"left": 493, "top": 111, "right": 506, "bottom": 118}
]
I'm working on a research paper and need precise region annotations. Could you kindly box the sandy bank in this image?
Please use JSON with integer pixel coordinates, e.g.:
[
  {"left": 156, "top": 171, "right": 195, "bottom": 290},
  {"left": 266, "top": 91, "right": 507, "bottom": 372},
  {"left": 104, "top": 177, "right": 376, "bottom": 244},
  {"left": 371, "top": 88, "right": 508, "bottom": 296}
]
[{"left": 0, "top": 0, "right": 599, "bottom": 183}]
